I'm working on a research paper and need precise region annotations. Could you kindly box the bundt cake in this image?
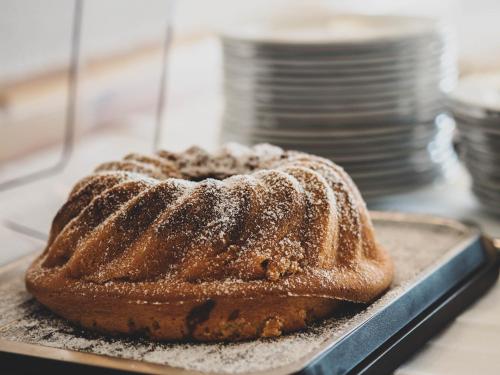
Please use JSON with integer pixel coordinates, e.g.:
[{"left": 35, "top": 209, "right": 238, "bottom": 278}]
[{"left": 26, "top": 143, "right": 393, "bottom": 341}]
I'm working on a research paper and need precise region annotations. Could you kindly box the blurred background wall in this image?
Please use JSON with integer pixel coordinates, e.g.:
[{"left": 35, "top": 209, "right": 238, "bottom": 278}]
[
  {"left": 1, "top": 0, "right": 499, "bottom": 161},
  {"left": 2, "top": 0, "right": 499, "bottom": 83}
]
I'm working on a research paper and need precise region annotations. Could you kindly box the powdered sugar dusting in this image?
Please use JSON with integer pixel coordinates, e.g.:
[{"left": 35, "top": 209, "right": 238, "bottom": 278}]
[
  {"left": 35, "top": 143, "right": 379, "bottom": 299},
  {"left": 156, "top": 143, "right": 284, "bottom": 180}
]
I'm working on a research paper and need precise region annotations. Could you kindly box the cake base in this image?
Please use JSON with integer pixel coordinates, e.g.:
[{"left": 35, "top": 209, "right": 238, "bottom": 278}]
[{"left": 29, "top": 291, "right": 339, "bottom": 341}]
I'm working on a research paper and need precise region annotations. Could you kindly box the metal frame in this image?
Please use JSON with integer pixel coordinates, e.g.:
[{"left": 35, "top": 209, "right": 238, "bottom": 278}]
[
  {"left": 0, "top": 0, "right": 82, "bottom": 192},
  {"left": 0, "top": 0, "right": 174, "bottom": 242},
  {"left": 0, "top": 0, "right": 174, "bottom": 192}
]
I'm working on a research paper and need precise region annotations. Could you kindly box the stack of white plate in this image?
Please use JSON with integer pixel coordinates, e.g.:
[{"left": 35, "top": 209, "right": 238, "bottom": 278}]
[
  {"left": 449, "top": 72, "right": 500, "bottom": 216},
  {"left": 220, "top": 14, "right": 458, "bottom": 200}
]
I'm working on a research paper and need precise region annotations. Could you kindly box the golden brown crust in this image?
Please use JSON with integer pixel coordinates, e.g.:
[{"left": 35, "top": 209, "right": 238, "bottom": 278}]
[
  {"left": 26, "top": 143, "right": 393, "bottom": 341},
  {"left": 27, "top": 279, "right": 340, "bottom": 341}
]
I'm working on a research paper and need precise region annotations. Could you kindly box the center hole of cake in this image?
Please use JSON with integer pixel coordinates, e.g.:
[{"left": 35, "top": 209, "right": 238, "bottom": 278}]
[{"left": 188, "top": 174, "right": 228, "bottom": 182}]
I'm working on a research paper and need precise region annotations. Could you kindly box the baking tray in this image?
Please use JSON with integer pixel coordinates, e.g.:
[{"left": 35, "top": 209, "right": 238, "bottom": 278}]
[{"left": 0, "top": 211, "right": 498, "bottom": 375}]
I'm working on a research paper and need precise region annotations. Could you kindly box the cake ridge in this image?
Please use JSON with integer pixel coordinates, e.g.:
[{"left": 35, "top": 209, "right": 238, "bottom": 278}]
[{"left": 26, "top": 143, "right": 393, "bottom": 341}]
